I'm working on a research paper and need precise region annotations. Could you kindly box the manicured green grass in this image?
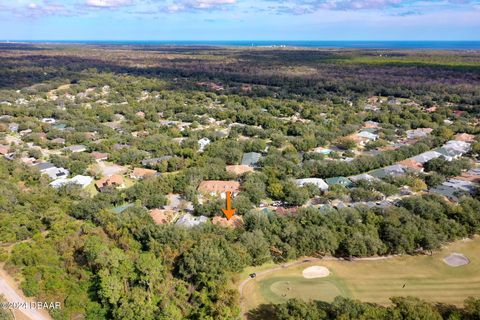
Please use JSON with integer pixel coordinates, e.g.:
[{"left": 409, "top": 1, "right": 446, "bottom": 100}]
[{"left": 243, "top": 237, "right": 480, "bottom": 312}]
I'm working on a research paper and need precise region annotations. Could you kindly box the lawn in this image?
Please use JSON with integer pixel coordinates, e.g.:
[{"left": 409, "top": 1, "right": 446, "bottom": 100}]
[{"left": 242, "top": 237, "right": 480, "bottom": 313}]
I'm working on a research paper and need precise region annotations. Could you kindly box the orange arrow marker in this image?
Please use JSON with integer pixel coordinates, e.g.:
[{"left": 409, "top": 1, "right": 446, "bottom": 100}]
[{"left": 221, "top": 191, "right": 237, "bottom": 220}]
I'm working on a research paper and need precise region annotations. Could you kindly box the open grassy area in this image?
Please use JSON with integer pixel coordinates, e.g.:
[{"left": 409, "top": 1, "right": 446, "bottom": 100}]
[{"left": 242, "top": 237, "right": 480, "bottom": 312}]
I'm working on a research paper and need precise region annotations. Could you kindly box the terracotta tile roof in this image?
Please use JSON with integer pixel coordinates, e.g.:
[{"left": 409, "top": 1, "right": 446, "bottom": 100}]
[
  {"left": 226, "top": 165, "right": 254, "bottom": 176},
  {"left": 198, "top": 181, "right": 240, "bottom": 194},
  {"left": 91, "top": 152, "right": 109, "bottom": 160},
  {"left": 454, "top": 133, "right": 476, "bottom": 143},
  {"left": 0, "top": 145, "right": 10, "bottom": 155},
  {"left": 131, "top": 167, "right": 157, "bottom": 178},
  {"left": 149, "top": 209, "right": 174, "bottom": 225},
  {"left": 456, "top": 172, "right": 480, "bottom": 183},
  {"left": 212, "top": 215, "right": 244, "bottom": 228},
  {"left": 95, "top": 174, "right": 124, "bottom": 189}
]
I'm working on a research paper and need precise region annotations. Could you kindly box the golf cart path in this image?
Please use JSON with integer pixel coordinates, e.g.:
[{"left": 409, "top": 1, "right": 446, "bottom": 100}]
[{"left": 0, "top": 265, "right": 52, "bottom": 320}]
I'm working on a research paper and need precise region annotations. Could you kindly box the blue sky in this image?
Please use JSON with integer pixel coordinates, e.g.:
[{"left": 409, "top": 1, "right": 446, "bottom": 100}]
[{"left": 1, "top": 0, "right": 479, "bottom": 40}]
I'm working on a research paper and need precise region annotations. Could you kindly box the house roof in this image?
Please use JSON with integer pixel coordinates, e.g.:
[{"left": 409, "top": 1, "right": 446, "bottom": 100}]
[
  {"left": 95, "top": 174, "right": 124, "bottom": 189},
  {"left": 66, "top": 144, "right": 87, "bottom": 152},
  {"left": 198, "top": 181, "right": 241, "bottom": 194},
  {"left": 241, "top": 152, "right": 262, "bottom": 166},
  {"left": 454, "top": 133, "right": 476, "bottom": 143},
  {"left": 325, "top": 177, "right": 353, "bottom": 187},
  {"left": 212, "top": 215, "right": 244, "bottom": 228},
  {"left": 226, "top": 165, "right": 254, "bottom": 176},
  {"left": 0, "top": 145, "right": 10, "bottom": 155},
  {"left": 295, "top": 178, "right": 329, "bottom": 190},
  {"left": 357, "top": 131, "right": 378, "bottom": 140},
  {"left": 175, "top": 213, "right": 208, "bottom": 228},
  {"left": 43, "top": 167, "right": 69, "bottom": 180},
  {"left": 91, "top": 152, "right": 109, "bottom": 160},
  {"left": 411, "top": 151, "right": 443, "bottom": 164},
  {"left": 132, "top": 167, "right": 157, "bottom": 178},
  {"left": 349, "top": 173, "right": 377, "bottom": 182},
  {"left": 34, "top": 162, "right": 55, "bottom": 171},
  {"left": 149, "top": 209, "right": 175, "bottom": 225},
  {"left": 399, "top": 159, "right": 424, "bottom": 171},
  {"left": 141, "top": 156, "right": 173, "bottom": 166}
]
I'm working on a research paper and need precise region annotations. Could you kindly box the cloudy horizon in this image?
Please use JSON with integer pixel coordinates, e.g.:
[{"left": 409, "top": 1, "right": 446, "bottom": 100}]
[{"left": 1, "top": 0, "right": 479, "bottom": 40}]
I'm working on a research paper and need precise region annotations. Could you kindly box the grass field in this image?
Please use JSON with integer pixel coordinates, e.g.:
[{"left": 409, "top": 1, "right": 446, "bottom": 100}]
[{"left": 241, "top": 237, "right": 480, "bottom": 312}]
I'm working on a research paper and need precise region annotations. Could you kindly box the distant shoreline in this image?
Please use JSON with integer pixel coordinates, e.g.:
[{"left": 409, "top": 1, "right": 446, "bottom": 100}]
[{"left": 1, "top": 40, "right": 480, "bottom": 50}]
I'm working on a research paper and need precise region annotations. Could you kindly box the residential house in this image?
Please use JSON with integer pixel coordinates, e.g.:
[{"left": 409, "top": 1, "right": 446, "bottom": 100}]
[
  {"left": 175, "top": 213, "right": 208, "bottom": 228},
  {"left": 411, "top": 151, "right": 443, "bottom": 164},
  {"left": 370, "top": 165, "right": 405, "bottom": 179},
  {"left": 443, "top": 179, "right": 477, "bottom": 194},
  {"left": 349, "top": 173, "right": 377, "bottom": 183},
  {"left": 0, "top": 145, "right": 10, "bottom": 155},
  {"left": 50, "top": 175, "right": 93, "bottom": 189},
  {"left": 149, "top": 209, "right": 175, "bottom": 225},
  {"left": 454, "top": 133, "right": 476, "bottom": 143},
  {"left": 241, "top": 152, "right": 262, "bottom": 167},
  {"left": 65, "top": 145, "right": 87, "bottom": 153},
  {"left": 19, "top": 129, "right": 32, "bottom": 136},
  {"left": 91, "top": 152, "right": 109, "bottom": 162},
  {"left": 51, "top": 138, "right": 65, "bottom": 145},
  {"left": 198, "top": 138, "right": 211, "bottom": 152},
  {"left": 212, "top": 215, "right": 244, "bottom": 228},
  {"left": 131, "top": 167, "right": 158, "bottom": 180},
  {"left": 406, "top": 128, "right": 433, "bottom": 140},
  {"left": 198, "top": 180, "right": 241, "bottom": 198},
  {"left": 141, "top": 156, "right": 173, "bottom": 167},
  {"left": 398, "top": 159, "right": 424, "bottom": 172},
  {"left": 430, "top": 185, "right": 468, "bottom": 202},
  {"left": 295, "top": 178, "right": 329, "bottom": 191},
  {"left": 436, "top": 147, "right": 462, "bottom": 161},
  {"left": 43, "top": 167, "right": 70, "bottom": 180},
  {"left": 34, "top": 162, "right": 55, "bottom": 172},
  {"left": 325, "top": 177, "right": 353, "bottom": 188},
  {"left": 20, "top": 157, "right": 37, "bottom": 165},
  {"left": 226, "top": 165, "right": 254, "bottom": 176},
  {"left": 95, "top": 175, "right": 125, "bottom": 192},
  {"left": 444, "top": 140, "right": 471, "bottom": 154},
  {"left": 456, "top": 169, "right": 480, "bottom": 184},
  {"left": 41, "top": 118, "right": 56, "bottom": 124},
  {"left": 357, "top": 131, "right": 379, "bottom": 141}
]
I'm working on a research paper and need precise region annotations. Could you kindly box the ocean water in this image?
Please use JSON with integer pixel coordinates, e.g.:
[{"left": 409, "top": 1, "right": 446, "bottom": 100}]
[{"left": 3, "top": 40, "right": 480, "bottom": 50}]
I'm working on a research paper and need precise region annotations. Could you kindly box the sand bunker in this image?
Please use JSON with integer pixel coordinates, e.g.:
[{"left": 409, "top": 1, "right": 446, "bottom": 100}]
[
  {"left": 443, "top": 253, "right": 470, "bottom": 267},
  {"left": 302, "top": 266, "right": 330, "bottom": 279}
]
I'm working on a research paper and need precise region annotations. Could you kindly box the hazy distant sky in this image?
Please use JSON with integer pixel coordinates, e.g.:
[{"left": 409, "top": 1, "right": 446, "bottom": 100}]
[{"left": 0, "top": 0, "right": 479, "bottom": 40}]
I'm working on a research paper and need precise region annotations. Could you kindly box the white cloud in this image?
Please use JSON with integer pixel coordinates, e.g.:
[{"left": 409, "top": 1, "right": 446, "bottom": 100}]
[
  {"left": 166, "top": 0, "right": 236, "bottom": 12},
  {"left": 85, "top": 0, "right": 133, "bottom": 8}
]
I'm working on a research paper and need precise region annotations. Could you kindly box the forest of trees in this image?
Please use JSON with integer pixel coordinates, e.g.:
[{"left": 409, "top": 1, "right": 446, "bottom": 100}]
[{"left": 0, "top": 45, "right": 479, "bottom": 320}]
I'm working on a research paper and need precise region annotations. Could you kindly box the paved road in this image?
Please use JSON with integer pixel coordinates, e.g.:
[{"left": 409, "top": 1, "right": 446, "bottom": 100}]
[{"left": 0, "top": 270, "right": 52, "bottom": 320}]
